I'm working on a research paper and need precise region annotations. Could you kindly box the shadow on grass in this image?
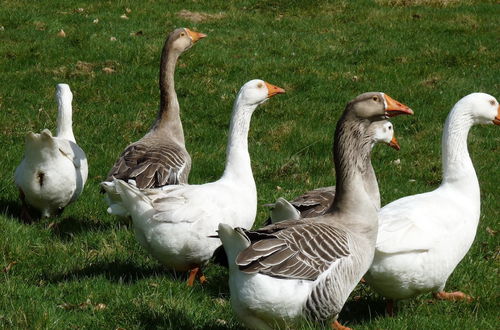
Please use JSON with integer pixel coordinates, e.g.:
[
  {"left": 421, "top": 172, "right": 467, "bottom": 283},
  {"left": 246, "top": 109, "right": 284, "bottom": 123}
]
[
  {"left": 0, "top": 198, "right": 24, "bottom": 220},
  {"left": 137, "top": 307, "right": 238, "bottom": 329},
  {"left": 43, "top": 261, "right": 170, "bottom": 285},
  {"left": 48, "top": 216, "right": 116, "bottom": 241},
  {"left": 197, "top": 264, "right": 231, "bottom": 299},
  {"left": 338, "top": 294, "right": 387, "bottom": 327}
]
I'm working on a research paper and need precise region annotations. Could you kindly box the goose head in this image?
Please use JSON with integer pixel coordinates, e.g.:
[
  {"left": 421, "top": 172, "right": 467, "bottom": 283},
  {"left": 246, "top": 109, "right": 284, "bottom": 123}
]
[
  {"left": 236, "top": 79, "right": 285, "bottom": 107},
  {"left": 169, "top": 27, "right": 206, "bottom": 53},
  {"left": 55, "top": 83, "right": 72, "bottom": 104},
  {"left": 369, "top": 121, "right": 400, "bottom": 150},
  {"left": 348, "top": 92, "right": 413, "bottom": 121},
  {"left": 455, "top": 93, "right": 500, "bottom": 126}
]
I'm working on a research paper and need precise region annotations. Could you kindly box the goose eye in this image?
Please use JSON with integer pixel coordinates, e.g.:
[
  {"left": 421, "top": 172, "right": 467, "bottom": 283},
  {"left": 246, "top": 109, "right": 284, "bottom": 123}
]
[
  {"left": 490, "top": 100, "right": 496, "bottom": 106},
  {"left": 257, "top": 83, "right": 263, "bottom": 88},
  {"left": 388, "top": 126, "right": 392, "bottom": 130},
  {"left": 372, "top": 96, "right": 379, "bottom": 102},
  {"left": 180, "top": 32, "right": 186, "bottom": 37}
]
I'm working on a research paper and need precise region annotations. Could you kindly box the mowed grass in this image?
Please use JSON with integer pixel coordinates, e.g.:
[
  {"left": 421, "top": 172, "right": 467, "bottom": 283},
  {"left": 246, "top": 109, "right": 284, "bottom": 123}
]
[{"left": 0, "top": 0, "right": 499, "bottom": 328}]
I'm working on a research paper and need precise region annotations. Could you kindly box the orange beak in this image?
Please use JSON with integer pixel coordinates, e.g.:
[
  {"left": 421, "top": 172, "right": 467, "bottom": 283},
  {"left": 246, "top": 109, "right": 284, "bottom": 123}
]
[
  {"left": 388, "top": 136, "right": 400, "bottom": 150},
  {"left": 384, "top": 94, "right": 414, "bottom": 117},
  {"left": 185, "top": 28, "right": 207, "bottom": 43},
  {"left": 493, "top": 105, "right": 500, "bottom": 126},
  {"left": 264, "top": 82, "right": 286, "bottom": 97}
]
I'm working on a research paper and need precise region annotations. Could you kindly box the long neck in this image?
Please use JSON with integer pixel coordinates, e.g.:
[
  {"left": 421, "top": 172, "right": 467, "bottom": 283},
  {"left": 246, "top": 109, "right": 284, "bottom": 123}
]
[
  {"left": 151, "top": 41, "right": 184, "bottom": 144},
  {"left": 363, "top": 149, "right": 381, "bottom": 210},
  {"left": 328, "top": 115, "right": 375, "bottom": 218},
  {"left": 56, "top": 96, "right": 75, "bottom": 142},
  {"left": 441, "top": 107, "right": 478, "bottom": 190},
  {"left": 221, "top": 98, "right": 256, "bottom": 182}
]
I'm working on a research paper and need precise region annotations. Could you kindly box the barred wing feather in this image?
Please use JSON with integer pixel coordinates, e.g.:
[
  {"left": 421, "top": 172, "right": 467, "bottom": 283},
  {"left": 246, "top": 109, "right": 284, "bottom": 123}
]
[{"left": 236, "top": 222, "right": 350, "bottom": 281}]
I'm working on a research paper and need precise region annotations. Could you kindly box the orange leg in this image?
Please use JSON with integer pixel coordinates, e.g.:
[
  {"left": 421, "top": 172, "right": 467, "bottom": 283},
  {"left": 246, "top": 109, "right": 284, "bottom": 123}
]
[
  {"left": 186, "top": 267, "right": 207, "bottom": 286},
  {"left": 331, "top": 320, "right": 351, "bottom": 330},
  {"left": 434, "top": 291, "right": 473, "bottom": 302},
  {"left": 187, "top": 268, "right": 199, "bottom": 286}
]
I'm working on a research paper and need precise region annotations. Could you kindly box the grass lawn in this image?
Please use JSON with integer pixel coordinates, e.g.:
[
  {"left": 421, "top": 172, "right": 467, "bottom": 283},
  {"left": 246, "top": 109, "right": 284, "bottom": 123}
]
[{"left": 0, "top": 0, "right": 498, "bottom": 328}]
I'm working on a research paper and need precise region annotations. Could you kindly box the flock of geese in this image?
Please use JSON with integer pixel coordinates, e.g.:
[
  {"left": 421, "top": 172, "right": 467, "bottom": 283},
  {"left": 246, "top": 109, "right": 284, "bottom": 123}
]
[{"left": 13, "top": 27, "right": 499, "bottom": 329}]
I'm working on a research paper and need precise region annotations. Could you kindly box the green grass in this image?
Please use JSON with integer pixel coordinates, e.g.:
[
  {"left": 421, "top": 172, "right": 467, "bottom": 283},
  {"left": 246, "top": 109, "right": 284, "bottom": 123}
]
[{"left": 1, "top": 0, "right": 499, "bottom": 328}]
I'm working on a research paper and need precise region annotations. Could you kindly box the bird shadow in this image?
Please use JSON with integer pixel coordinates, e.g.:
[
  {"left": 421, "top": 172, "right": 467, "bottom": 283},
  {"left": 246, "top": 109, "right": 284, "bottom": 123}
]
[
  {"left": 338, "top": 293, "right": 387, "bottom": 327},
  {"left": 0, "top": 198, "right": 26, "bottom": 221},
  {"left": 48, "top": 216, "right": 116, "bottom": 241},
  {"left": 197, "top": 264, "right": 231, "bottom": 299},
  {"left": 136, "top": 306, "right": 238, "bottom": 329},
  {"left": 43, "top": 260, "right": 169, "bottom": 285}
]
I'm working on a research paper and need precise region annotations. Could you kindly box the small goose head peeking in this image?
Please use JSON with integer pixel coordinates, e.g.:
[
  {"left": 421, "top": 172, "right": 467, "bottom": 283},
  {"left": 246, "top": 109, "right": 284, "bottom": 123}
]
[
  {"left": 236, "top": 79, "right": 286, "bottom": 107},
  {"left": 369, "top": 120, "right": 400, "bottom": 150},
  {"left": 346, "top": 92, "right": 413, "bottom": 121},
  {"left": 168, "top": 27, "right": 206, "bottom": 53}
]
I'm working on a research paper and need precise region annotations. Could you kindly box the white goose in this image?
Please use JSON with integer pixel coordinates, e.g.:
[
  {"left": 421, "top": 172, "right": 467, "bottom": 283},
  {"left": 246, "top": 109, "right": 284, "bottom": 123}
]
[
  {"left": 365, "top": 93, "right": 500, "bottom": 314},
  {"left": 14, "top": 84, "right": 88, "bottom": 219},
  {"left": 219, "top": 92, "right": 413, "bottom": 329},
  {"left": 101, "top": 79, "right": 285, "bottom": 285},
  {"left": 268, "top": 120, "right": 400, "bottom": 223}
]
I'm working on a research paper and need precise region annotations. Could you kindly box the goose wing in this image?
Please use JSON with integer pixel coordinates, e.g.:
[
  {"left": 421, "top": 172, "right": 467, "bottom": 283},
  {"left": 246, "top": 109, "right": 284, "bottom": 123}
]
[
  {"left": 376, "top": 191, "right": 468, "bottom": 254},
  {"left": 107, "top": 141, "right": 190, "bottom": 189},
  {"left": 55, "top": 138, "right": 87, "bottom": 170},
  {"left": 236, "top": 221, "right": 350, "bottom": 280},
  {"left": 290, "top": 186, "right": 336, "bottom": 218}
]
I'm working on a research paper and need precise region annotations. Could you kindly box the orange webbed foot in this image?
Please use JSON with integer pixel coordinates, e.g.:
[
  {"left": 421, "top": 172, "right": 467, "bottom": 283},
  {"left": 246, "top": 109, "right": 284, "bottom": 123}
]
[
  {"left": 331, "top": 320, "right": 351, "bottom": 330},
  {"left": 434, "top": 291, "right": 473, "bottom": 302},
  {"left": 186, "top": 267, "right": 207, "bottom": 286}
]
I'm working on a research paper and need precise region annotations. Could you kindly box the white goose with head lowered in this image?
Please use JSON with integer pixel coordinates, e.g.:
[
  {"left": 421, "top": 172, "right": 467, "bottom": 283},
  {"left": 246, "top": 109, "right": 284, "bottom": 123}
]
[
  {"left": 14, "top": 84, "right": 88, "bottom": 220},
  {"left": 268, "top": 120, "right": 400, "bottom": 223},
  {"left": 219, "top": 92, "right": 413, "bottom": 329},
  {"left": 105, "top": 28, "right": 206, "bottom": 190},
  {"left": 102, "top": 79, "right": 285, "bottom": 285},
  {"left": 365, "top": 92, "right": 500, "bottom": 315}
]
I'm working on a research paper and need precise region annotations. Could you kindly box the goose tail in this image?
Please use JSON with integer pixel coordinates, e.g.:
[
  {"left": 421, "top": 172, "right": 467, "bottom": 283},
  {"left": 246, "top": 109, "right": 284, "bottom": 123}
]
[
  {"left": 218, "top": 223, "right": 251, "bottom": 271},
  {"left": 101, "top": 180, "right": 128, "bottom": 217},
  {"left": 270, "top": 197, "right": 301, "bottom": 223}
]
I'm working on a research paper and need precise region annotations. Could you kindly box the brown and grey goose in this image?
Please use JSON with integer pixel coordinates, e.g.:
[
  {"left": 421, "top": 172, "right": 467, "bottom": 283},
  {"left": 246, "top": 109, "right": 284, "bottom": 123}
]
[
  {"left": 267, "top": 120, "right": 400, "bottom": 223},
  {"left": 218, "top": 92, "right": 413, "bottom": 329},
  {"left": 105, "top": 28, "right": 206, "bottom": 189}
]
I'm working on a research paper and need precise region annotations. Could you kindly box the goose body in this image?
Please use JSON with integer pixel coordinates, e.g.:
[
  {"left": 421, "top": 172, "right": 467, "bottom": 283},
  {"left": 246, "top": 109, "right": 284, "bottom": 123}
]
[
  {"left": 365, "top": 93, "right": 500, "bottom": 303},
  {"left": 102, "top": 80, "right": 285, "bottom": 275},
  {"left": 105, "top": 28, "right": 205, "bottom": 190},
  {"left": 268, "top": 120, "right": 400, "bottom": 223},
  {"left": 14, "top": 84, "right": 88, "bottom": 218},
  {"left": 220, "top": 93, "right": 413, "bottom": 328}
]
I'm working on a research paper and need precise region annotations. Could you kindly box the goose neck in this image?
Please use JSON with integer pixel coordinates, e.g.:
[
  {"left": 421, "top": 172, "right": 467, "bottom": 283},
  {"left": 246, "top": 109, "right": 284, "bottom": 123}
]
[
  {"left": 363, "top": 153, "right": 381, "bottom": 210},
  {"left": 152, "top": 43, "right": 184, "bottom": 144},
  {"left": 56, "top": 96, "right": 75, "bottom": 142},
  {"left": 221, "top": 100, "right": 256, "bottom": 181},
  {"left": 441, "top": 107, "right": 477, "bottom": 187},
  {"left": 329, "top": 116, "right": 375, "bottom": 217}
]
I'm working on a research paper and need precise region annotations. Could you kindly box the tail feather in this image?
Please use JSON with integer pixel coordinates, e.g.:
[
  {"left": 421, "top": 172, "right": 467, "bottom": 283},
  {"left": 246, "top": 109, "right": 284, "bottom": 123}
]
[
  {"left": 270, "top": 197, "right": 301, "bottom": 223},
  {"left": 101, "top": 179, "right": 151, "bottom": 217},
  {"left": 218, "top": 223, "right": 251, "bottom": 270},
  {"left": 101, "top": 180, "right": 127, "bottom": 216},
  {"left": 112, "top": 179, "right": 155, "bottom": 224}
]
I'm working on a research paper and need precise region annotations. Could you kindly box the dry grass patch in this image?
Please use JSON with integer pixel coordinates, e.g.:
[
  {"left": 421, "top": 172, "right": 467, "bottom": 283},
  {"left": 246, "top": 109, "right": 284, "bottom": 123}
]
[
  {"left": 376, "top": 0, "right": 470, "bottom": 6},
  {"left": 421, "top": 74, "right": 442, "bottom": 88},
  {"left": 265, "top": 120, "right": 296, "bottom": 151},
  {"left": 177, "top": 10, "right": 226, "bottom": 23}
]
